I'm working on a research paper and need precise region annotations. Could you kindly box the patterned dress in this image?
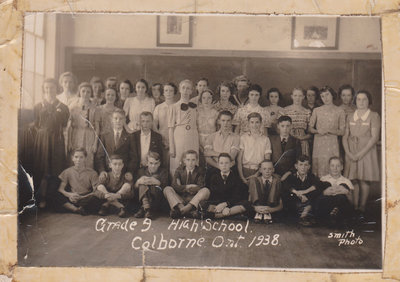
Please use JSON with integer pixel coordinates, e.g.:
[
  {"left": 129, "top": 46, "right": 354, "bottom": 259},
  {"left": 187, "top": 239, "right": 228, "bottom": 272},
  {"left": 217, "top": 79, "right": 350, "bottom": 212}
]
[
  {"left": 197, "top": 105, "right": 219, "bottom": 148},
  {"left": 344, "top": 109, "right": 380, "bottom": 181},
  {"left": 94, "top": 105, "right": 117, "bottom": 135},
  {"left": 123, "top": 96, "right": 155, "bottom": 132},
  {"left": 281, "top": 105, "right": 311, "bottom": 156},
  {"left": 266, "top": 105, "right": 283, "bottom": 135},
  {"left": 214, "top": 101, "right": 238, "bottom": 116},
  {"left": 233, "top": 104, "right": 270, "bottom": 135},
  {"left": 309, "top": 105, "right": 346, "bottom": 177},
  {"left": 69, "top": 101, "right": 97, "bottom": 168},
  {"left": 168, "top": 100, "right": 199, "bottom": 174}
]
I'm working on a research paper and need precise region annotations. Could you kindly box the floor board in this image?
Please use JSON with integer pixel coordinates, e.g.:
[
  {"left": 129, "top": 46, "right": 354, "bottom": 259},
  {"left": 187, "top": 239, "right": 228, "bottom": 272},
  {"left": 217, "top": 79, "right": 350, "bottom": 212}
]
[{"left": 18, "top": 209, "right": 382, "bottom": 269}]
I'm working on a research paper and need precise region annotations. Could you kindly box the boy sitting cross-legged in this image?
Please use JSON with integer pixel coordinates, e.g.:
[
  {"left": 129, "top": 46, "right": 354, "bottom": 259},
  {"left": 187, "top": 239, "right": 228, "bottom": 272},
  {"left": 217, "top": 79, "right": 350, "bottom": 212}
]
[
  {"left": 315, "top": 156, "right": 354, "bottom": 226},
  {"left": 134, "top": 151, "right": 168, "bottom": 219},
  {"left": 163, "top": 150, "right": 210, "bottom": 218},
  {"left": 282, "top": 155, "right": 321, "bottom": 226},
  {"left": 203, "top": 153, "right": 249, "bottom": 219},
  {"left": 96, "top": 154, "right": 133, "bottom": 217},
  {"left": 56, "top": 147, "right": 102, "bottom": 215},
  {"left": 248, "top": 159, "right": 283, "bottom": 224}
]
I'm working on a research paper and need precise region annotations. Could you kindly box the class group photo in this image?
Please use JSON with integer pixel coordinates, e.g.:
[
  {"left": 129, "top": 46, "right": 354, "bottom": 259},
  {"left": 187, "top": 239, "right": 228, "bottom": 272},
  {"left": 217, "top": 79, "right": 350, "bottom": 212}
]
[{"left": 17, "top": 13, "right": 383, "bottom": 269}]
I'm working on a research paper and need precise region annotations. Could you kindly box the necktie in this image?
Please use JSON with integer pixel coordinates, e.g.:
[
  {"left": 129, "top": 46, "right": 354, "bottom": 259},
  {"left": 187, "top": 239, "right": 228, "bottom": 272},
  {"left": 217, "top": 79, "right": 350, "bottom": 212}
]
[
  {"left": 281, "top": 138, "right": 287, "bottom": 151},
  {"left": 187, "top": 171, "right": 193, "bottom": 184},
  {"left": 222, "top": 174, "right": 228, "bottom": 182},
  {"left": 264, "top": 179, "right": 271, "bottom": 192},
  {"left": 115, "top": 131, "right": 120, "bottom": 148}
]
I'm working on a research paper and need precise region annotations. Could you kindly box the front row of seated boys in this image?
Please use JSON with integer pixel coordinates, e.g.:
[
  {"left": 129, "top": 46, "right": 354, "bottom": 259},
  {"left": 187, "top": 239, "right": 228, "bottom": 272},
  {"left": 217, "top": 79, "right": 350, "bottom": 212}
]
[{"left": 56, "top": 144, "right": 355, "bottom": 227}]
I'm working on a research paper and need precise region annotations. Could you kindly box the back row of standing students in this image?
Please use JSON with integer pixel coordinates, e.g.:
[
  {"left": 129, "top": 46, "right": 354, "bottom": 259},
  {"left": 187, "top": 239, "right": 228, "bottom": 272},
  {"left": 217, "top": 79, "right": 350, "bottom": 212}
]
[{"left": 23, "top": 72, "right": 380, "bottom": 222}]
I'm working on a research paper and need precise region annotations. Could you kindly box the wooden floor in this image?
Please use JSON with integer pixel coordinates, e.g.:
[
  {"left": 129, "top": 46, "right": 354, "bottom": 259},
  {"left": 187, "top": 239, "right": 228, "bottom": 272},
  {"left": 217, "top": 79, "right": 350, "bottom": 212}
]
[{"left": 18, "top": 205, "right": 382, "bottom": 269}]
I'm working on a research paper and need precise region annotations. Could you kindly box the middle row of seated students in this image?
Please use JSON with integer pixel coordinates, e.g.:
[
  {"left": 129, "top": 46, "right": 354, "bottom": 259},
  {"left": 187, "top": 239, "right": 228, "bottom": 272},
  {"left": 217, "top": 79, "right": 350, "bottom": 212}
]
[{"left": 59, "top": 145, "right": 354, "bottom": 227}]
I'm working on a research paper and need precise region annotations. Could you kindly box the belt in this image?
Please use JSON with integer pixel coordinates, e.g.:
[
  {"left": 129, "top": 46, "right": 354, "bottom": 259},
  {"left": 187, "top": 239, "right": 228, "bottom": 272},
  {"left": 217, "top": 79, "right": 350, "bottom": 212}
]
[{"left": 243, "top": 164, "right": 259, "bottom": 170}]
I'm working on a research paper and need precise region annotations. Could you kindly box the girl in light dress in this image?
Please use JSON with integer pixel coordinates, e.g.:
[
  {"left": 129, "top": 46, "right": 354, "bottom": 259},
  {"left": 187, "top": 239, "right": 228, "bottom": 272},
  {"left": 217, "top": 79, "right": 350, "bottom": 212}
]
[
  {"left": 67, "top": 82, "right": 98, "bottom": 168},
  {"left": 123, "top": 79, "right": 155, "bottom": 132},
  {"left": 153, "top": 82, "right": 178, "bottom": 171},
  {"left": 338, "top": 84, "right": 356, "bottom": 118},
  {"left": 280, "top": 87, "right": 312, "bottom": 156},
  {"left": 214, "top": 81, "right": 238, "bottom": 116},
  {"left": 116, "top": 79, "right": 134, "bottom": 109},
  {"left": 57, "top": 72, "right": 78, "bottom": 109},
  {"left": 94, "top": 87, "right": 118, "bottom": 136},
  {"left": 90, "top": 76, "right": 105, "bottom": 106},
  {"left": 233, "top": 84, "right": 270, "bottom": 136},
  {"left": 343, "top": 90, "right": 380, "bottom": 221},
  {"left": 197, "top": 89, "right": 219, "bottom": 148},
  {"left": 303, "top": 86, "right": 321, "bottom": 112},
  {"left": 264, "top": 87, "right": 283, "bottom": 136},
  {"left": 309, "top": 86, "right": 346, "bottom": 177},
  {"left": 168, "top": 79, "right": 199, "bottom": 175}
]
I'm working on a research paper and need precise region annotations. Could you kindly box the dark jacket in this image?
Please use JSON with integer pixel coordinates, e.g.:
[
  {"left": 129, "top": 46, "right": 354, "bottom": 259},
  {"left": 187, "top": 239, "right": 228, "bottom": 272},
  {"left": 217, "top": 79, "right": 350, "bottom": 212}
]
[{"left": 270, "top": 135, "right": 301, "bottom": 176}]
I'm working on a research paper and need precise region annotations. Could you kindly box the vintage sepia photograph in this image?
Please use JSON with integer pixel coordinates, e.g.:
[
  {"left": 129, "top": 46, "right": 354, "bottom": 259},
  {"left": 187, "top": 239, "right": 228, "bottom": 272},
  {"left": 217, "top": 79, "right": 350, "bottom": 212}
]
[{"left": 17, "top": 13, "right": 382, "bottom": 269}]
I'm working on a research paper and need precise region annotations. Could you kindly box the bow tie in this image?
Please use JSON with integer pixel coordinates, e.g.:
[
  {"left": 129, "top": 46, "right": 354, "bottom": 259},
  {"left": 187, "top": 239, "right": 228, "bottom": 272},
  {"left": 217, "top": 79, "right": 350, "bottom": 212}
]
[{"left": 181, "top": 102, "right": 197, "bottom": 111}]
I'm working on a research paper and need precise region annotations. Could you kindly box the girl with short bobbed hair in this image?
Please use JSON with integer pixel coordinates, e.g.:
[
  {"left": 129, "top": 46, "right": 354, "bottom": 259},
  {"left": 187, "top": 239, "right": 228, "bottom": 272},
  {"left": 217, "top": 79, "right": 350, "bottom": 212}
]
[
  {"left": 304, "top": 86, "right": 321, "bottom": 112},
  {"left": 168, "top": 79, "right": 199, "bottom": 175},
  {"left": 233, "top": 84, "right": 270, "bottom": 136},
  {"left": 94, "top": 87, "right": 119, "bottom": 135},
  {"left": 123, "top": 78, "right": 155, "bottom": 132},
  {"left": 116, "top": 79, "right": 134, "bottom": 109},
  {"left": 67, "top": 82, "right": 97, "bottom": 168},
  {"left": 57, "top": 72, "right": 78, "bottom": 108},
  {"left": 197, "top": 89, "right": 219, "bottom": 149},
  {"left": 343, "top": 90, "right": 380, "bottom": 221},
  {"left": 264, "top": 87, "right": 283, "bottom": 135},
  {"left": 154, "top": 82, "right": 178, "bottom": 170},
  {"left": 309, "top": 86, "right": 346, "bottom": 177},
  {"left": 32, "top": 78, "right": 70, "bottom": 208},
  {"left": 338, "top": 84, "right": 356, "bottom": 118},
  {"left": 90, "top": 76, "right": 105, "bottom": 106},
  {"left": 214, "top": 81, "right": 238, "bottom": 115},
  {"left": 280, "top": 87, "right": 312, "bottom": 155}
]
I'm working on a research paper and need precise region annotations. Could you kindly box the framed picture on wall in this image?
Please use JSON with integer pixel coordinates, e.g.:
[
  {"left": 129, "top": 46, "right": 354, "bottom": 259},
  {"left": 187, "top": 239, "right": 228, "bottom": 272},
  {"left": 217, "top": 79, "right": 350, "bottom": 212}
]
[
  {"left": 157, "top": 15, "right": 193, "bottom": 47},
  {"left": 292, "top": 17, "right": 339, "bottom": 49}
]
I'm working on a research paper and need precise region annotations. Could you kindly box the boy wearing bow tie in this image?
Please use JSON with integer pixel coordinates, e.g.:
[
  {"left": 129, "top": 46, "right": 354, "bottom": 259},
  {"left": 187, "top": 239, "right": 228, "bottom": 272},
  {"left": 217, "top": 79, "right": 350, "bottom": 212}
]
[
  {"left": 163, "top": 150, "right": 210, "bottom": 218},
  {"left": 203, "top": 153, "right": 249, "bottom": 219},
  {"left": 248, "top": 160, "right": 283, "bottom": 224}
]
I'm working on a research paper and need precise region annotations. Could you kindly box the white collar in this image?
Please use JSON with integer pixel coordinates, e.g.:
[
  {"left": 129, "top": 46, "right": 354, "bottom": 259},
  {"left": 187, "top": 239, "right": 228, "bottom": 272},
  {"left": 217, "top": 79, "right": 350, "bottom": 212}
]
[
  {"left": 114, "top": 128, "right": 123, "bottom": 135},
  {"left": 141, "top": 130, "right": 151, "bottom": 137},
  {"left": 354, "top": 109, "right": 370, "bottom": 122},
  {"left": 262, "top": 176, "right": 273, "bottom": 183},
  {"left": 280, "top": 135, "right": 289, "bottom": 142},
  {"left": 221, "top": 171, "right": 230, "bottom": 178}
]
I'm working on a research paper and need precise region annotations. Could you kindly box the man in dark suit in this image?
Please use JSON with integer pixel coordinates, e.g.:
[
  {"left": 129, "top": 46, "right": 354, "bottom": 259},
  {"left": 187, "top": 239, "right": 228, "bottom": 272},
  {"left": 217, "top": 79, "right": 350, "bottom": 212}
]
[
  {"left": 95, "top": 109, "right": 133, "bottom": 180},
  {"left": 269, "top": 115, "right": 301, "bottom": 176},
  {"left": 204, "top": 153, "right": 249, "bottom": 218},
  {"left": 163, "top": 150, "right": 210, "bottom": 218},
  {"left": 129, "top": 112, "right": 163, "bottom": 176}
]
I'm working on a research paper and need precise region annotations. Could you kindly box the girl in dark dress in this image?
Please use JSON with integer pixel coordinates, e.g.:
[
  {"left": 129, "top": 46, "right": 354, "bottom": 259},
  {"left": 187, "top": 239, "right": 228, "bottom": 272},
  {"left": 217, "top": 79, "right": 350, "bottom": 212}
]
[{"left": 32, "top": 78, "right": 70, "bottom": 208}]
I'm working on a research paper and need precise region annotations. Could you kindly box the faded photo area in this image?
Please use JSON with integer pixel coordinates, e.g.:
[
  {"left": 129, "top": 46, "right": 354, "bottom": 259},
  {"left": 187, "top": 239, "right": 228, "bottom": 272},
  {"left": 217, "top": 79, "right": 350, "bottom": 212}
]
[{"left": 18, "top": 14, "right": 383, "bottom": 269}]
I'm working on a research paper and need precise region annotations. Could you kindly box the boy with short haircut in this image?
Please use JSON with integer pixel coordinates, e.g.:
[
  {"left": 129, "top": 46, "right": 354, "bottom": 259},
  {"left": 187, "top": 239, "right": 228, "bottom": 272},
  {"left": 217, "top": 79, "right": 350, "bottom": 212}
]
[
  {"left": 238, "top": 112, "right": 272, "bottom": 185},
  {"left": 95, "top": 108, "right": 134, "bottom": 182},
  {"left": 163, "top": 150, "right": 210, "bottom": 218},
  {"left": 248, "top": 160, "right": 283, "bottom": 224},
  {"left": 204, "top": 153, "right": 248, "bottom": 219},
  {"left": 134, "top": 151, "right": 168, "bottom": 219},
  {"left": 315, "top": 157, "right": 354, "bottom": 225},
  {"left": 269, "top": 115, "right": 301, "bottom": 177},
  {"left": 129, "top": 111, "right": 163, "bottom": 175},
  {"left": 282, "top": 155, "right": 321, "bottom": 226},
  {"left": 105, "top": 76, "right": 118, "bottom": 90},
  {"left": 96, "top": 154, "right": 133, "bottom": 217},
  {"left": 57, "top": 148, "right": 101, "bottom": 215}
]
